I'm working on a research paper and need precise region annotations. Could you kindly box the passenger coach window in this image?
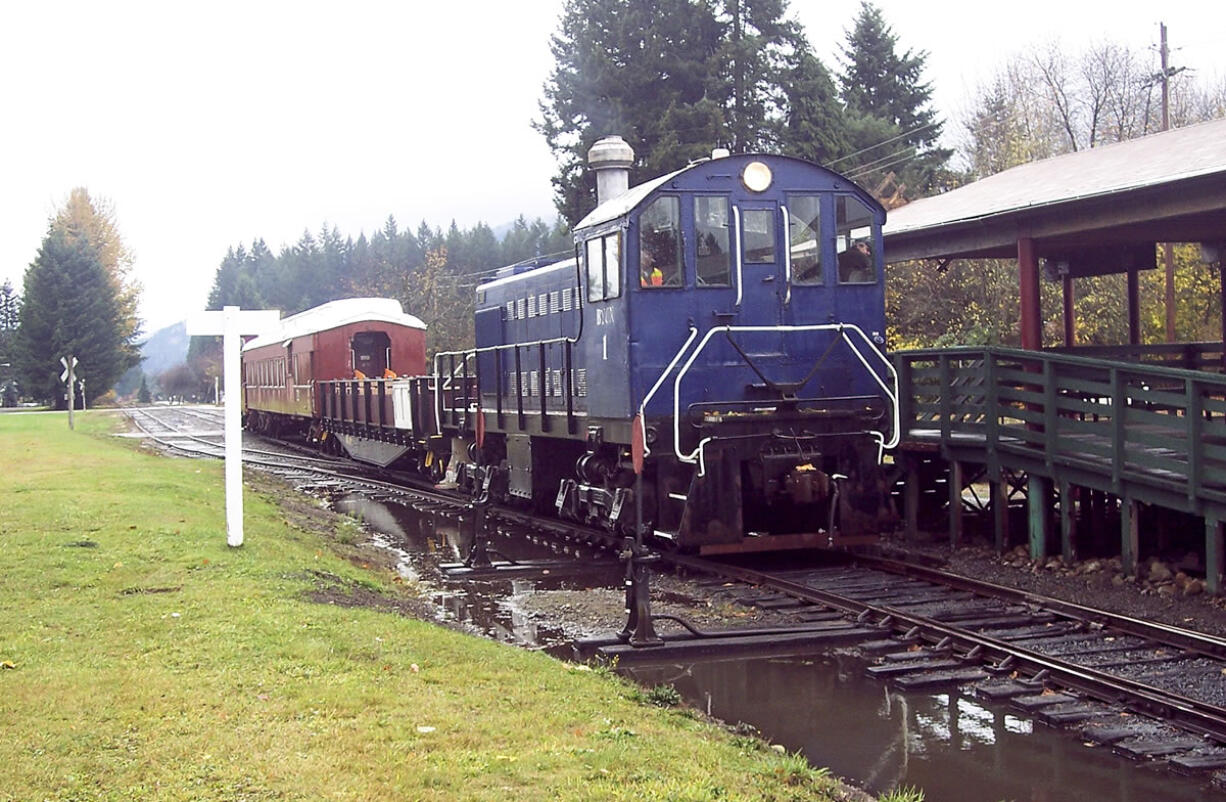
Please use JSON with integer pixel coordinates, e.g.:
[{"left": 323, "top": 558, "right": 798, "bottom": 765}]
[
  {"left": 585, "top": 232, "right": 621, "bottom": 302},
  {"left": 787, "top": 195, "right": 822, "bottom": 284},
  {"left": 695, "top": 196, "right": 730, "bottom": 286},
  {"left": 638, "top": 196, "right": 681, "bottom": 288},
  {"left": 742, "top": 209, "right": 775, "bottom": 263},
  {"left": 836, "top": 196, "right": 877, "bottom": 284}
]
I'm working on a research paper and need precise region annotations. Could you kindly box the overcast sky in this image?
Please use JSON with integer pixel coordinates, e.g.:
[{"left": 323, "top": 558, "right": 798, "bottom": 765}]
[{"left": 3, "top": 1, "right": 1223, "bottom": 334}]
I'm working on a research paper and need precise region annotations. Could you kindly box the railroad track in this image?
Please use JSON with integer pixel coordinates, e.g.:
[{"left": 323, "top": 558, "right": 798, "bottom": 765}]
[
  {"left": 125, "top": 406, "right": 1226, "bottom": 770},
  {"left": 634, "top": 552, "right": 1226, "bottom": 770},
  {"left": 122, "top": 406, "right": 618, "bottom": 564}
]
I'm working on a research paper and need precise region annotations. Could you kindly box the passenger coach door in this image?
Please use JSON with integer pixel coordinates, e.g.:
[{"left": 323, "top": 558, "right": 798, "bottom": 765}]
[{"left": 733, "top": 202, "right": 785, "bottom": 327}]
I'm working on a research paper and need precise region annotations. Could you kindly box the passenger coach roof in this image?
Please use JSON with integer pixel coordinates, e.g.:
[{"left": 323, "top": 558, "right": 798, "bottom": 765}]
[{"left": 242, "top": 297, "right": 425, "bottom": 351}]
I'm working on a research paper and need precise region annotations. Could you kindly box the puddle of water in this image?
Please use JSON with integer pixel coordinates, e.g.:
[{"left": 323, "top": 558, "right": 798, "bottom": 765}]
[
  {"left": 331, "top": 493, "right": 621, "bottom": 648},
  {"left": 624, "top": 655, "right": 1221, "bottom": 801}
]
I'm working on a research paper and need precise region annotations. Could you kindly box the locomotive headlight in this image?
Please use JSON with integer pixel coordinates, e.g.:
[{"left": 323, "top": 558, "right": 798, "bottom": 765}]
[{"left": 741, "top": 161, "right": 773, "bottom": 192}]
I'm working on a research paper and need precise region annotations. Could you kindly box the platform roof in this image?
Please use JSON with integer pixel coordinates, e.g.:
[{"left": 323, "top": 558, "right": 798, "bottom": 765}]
[{"left": 883, "top": 117, "right": 1226, "bottom": 264}]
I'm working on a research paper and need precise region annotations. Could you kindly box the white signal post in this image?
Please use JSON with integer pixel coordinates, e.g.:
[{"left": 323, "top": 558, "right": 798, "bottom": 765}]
[{"left": 186, "top": 306, "right": 280, "bottom": 547}]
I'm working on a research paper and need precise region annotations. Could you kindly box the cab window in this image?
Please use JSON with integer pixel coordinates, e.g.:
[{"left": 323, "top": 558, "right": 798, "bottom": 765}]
[
  {"left": 585, "top": 232, "right": 621, "bottom": 302},
  {"left": 742, "top": 209, "right": 775, "bottom": 263},
  {"left": 786, "top": 194, "right": 822, "bottom": 284},
  {"left": 695, "top": 196, "right": 730, "bottom": 286},
  {"left": 638, "top": 196, "right": 681, "bottom": 288},
  {"left": 836, "top": 196, "right": 877, "bottom": 284}
]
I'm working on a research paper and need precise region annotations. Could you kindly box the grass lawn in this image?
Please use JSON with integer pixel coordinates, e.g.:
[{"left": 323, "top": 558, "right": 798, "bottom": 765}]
[{"left": 0, "top": 411, "right": 857, "bottom": 801}]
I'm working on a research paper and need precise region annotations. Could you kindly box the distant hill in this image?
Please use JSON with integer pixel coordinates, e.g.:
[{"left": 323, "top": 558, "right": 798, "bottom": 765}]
[{"left": 139, "top": 321, "right": 189, "bottom": 376}]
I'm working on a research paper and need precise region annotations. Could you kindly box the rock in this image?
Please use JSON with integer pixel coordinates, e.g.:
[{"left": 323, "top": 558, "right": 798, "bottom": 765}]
[
  {"left": 1044, "top": 557, "right": 1062, "bottom": 571},
  {"left": 1082, "top": 559, "right": 1103, "bottom": 574},
  {"left": 1176, "top": 551, "right": 1203, "bottom": 573},
  {"left": 1149, "top": 561, "right": 1173, "bottom": 582},
  {"left": 1184, "top": 579, "right": 1205, "bottom": 597},
  {"left": 1112, "top": 574, "right": 1128, "bottom": 587},
  {"left": 1157, "top": 583, "right": 1177, "bottom": 597}
]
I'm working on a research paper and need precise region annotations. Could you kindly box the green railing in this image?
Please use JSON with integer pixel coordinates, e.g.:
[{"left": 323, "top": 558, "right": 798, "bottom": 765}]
[
  {"left": 1047, "top": 341, "right": 1224, "bottom": 373},
  {"left": 893, "top": 347, "right": 1226, "bottom": 508}
]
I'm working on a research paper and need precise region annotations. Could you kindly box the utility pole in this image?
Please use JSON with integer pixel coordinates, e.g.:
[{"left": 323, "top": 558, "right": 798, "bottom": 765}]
[{"left": 1158, "top": 22, "right": 1185, "bottom": 342}]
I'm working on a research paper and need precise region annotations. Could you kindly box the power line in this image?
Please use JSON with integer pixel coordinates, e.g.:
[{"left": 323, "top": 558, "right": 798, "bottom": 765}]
[{"left": 823, "top": 121, "right": 940, "bottom": 169}]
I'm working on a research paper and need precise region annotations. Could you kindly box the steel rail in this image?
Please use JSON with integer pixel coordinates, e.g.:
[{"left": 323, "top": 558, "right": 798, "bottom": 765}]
[
  {"left": 663, "top": 553, "right": 1226, "bottom": 743},
  {"left": 858, "top": 554, "right": 1226, "bottom": 661}
]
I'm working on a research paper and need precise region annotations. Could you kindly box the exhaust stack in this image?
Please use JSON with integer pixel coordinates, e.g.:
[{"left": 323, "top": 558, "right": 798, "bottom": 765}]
[{"left": 588, "top": 135, "right": 634, "bottom": 206}]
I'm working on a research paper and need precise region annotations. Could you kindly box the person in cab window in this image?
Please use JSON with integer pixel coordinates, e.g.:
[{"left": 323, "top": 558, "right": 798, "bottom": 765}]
[
  {"left": 838, "top": 239, "right": 874, "bottom": 283},
  {"left": 641, "top": 249, "right": 664, "bottom": 287}
]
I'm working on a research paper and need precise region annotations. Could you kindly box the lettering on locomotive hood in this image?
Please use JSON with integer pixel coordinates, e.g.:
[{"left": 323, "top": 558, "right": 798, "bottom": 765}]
[{"left": 596, "top": 307, "right": 616, "bottom": 327}]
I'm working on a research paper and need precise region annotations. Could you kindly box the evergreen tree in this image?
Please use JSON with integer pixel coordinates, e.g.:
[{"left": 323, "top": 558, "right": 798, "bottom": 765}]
[
  {"left": 0, "top": 279, "right": 19, "bottom": 405},
  {"left": 137, "top": 374, "right": 151, "bottom": 404},
  {"left": 16, "top": 223, "right": 138, "bottom": 407},
  {"left": 536, "top": 0, "right": 726, "bottom": 224},
  {"left": 538, "top": 0, "right": 854, "bottom": 223},
  {"left": 838, "top": 2, "right": 951, "bottom": 195}
]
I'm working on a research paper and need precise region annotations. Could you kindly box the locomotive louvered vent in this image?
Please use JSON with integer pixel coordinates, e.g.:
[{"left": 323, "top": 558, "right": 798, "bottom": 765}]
[
  {"left": 549, "top": 291, "right": 560, "bottom": 314},
  {"left": 562, "top": 290, "right": 573, "bottom": 312},
  {"left": 527, "top": 296, "right": 537, "bottom": 318},
  {"left": 507, "top": 372, "right": 518, "bottom": 397},
  {"left": 517, "top": 298, "right": 526, "bottom": 320},
  {"left": 539, "top": 293, "right": 548, "bottom": 314},
  {"left": 505, "top": 301, "right": 514, "bottom": 320},
  {"left": 552, "top": 369, "right": 562, "bottom": 397},
  {"left": 529, "top": 370, "right": 539, "bottom": 396},
  {"left": 576, "top": 368, "right": 587, "bottom": 397}
]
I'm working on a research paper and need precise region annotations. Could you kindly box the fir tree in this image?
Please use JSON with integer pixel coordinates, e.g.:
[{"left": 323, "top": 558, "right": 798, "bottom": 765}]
[
  {"left": 16, "top": 225, "right": 138, "bottom": 407},
  {"left": 137, "top": 374, "right": 151, "bottom": 404},
  {"left": 538, "top": 0, "right": 853, "bottom": 223},
  {"left": 838, "top": 1, "right": 951, "bottom": 195},
  {"left": 0, "top": 279, "right": 18, "bottom": 405}
]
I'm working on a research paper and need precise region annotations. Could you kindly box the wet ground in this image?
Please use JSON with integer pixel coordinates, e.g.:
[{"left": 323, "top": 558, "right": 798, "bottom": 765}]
[{"left": 321, "top": 490, "right": 1225, "bottom": 801}]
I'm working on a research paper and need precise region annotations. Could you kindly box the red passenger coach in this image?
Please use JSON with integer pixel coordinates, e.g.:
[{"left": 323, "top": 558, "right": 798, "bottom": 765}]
[{"left": 241, "top": 298, "right": 427, "bottom": 436}]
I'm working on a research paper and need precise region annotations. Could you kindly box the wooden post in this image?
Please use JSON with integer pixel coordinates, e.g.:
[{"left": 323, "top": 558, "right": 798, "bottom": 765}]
[
  {"left": 992, "top": 472, "right": 1009, "bottom": 552},
  {"left": 904, "top": 460, "right": 920, "bottom": 540},
  {"left": 1018, "top": 237, "right": 1042, "bottom": 350},
  {"left": 1207, "top": 517, "right": 1224, "bottom": 596},
  {"left": 187, "top": 306, "right": 281, "bottom": 548},
  {"left": 949, "top": 460, "right": 963, "bottom": 547},
  {"left": 1127, "top": 269, "right": 1141, "bottom": 345},
  {"left": 1121, "top": 498, "right": 1139, "bottom": 576},
  {"left": 1059, "top": 480, "right": 1076, "bottom": 562},
  {"left": 1028, "top": 475, "right": 1050, "bottom": 561},
  {"left": 1062, "top": 275, "right": 1075, "bottom": 347}
]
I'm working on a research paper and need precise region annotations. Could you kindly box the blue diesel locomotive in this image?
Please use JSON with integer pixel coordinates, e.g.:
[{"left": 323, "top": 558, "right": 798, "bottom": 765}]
[{"left": 432, "top": 137, "right": 898, "bottom": 553}]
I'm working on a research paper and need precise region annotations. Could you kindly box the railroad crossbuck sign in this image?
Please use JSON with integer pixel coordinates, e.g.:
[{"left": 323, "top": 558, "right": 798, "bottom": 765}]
[
  {"left": 59, "top": 355, "right": 79, "bottom": 430},
  {"left": 59, "top": 355, "right": 77, "bottom": 383},
  {"left": 186, "top": 307, "right": 281, "bottom": 547}
]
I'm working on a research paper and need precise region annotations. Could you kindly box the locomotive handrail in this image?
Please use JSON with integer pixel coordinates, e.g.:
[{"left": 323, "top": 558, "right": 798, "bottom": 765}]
[
  {"left": 637, "top": 326, "right": 701, "bottom": 460},
  {"left": 432, "top": 335, "right": 580, "bottom": 434},
  {"left": 780, "top": 204, "right": 792, "bottom": 306},
  {"left": 672, "top": 323, "right": 899, "bottom": 476},
  {"left": 732, "top": 205, "right": 744, "bottom": 307}
]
